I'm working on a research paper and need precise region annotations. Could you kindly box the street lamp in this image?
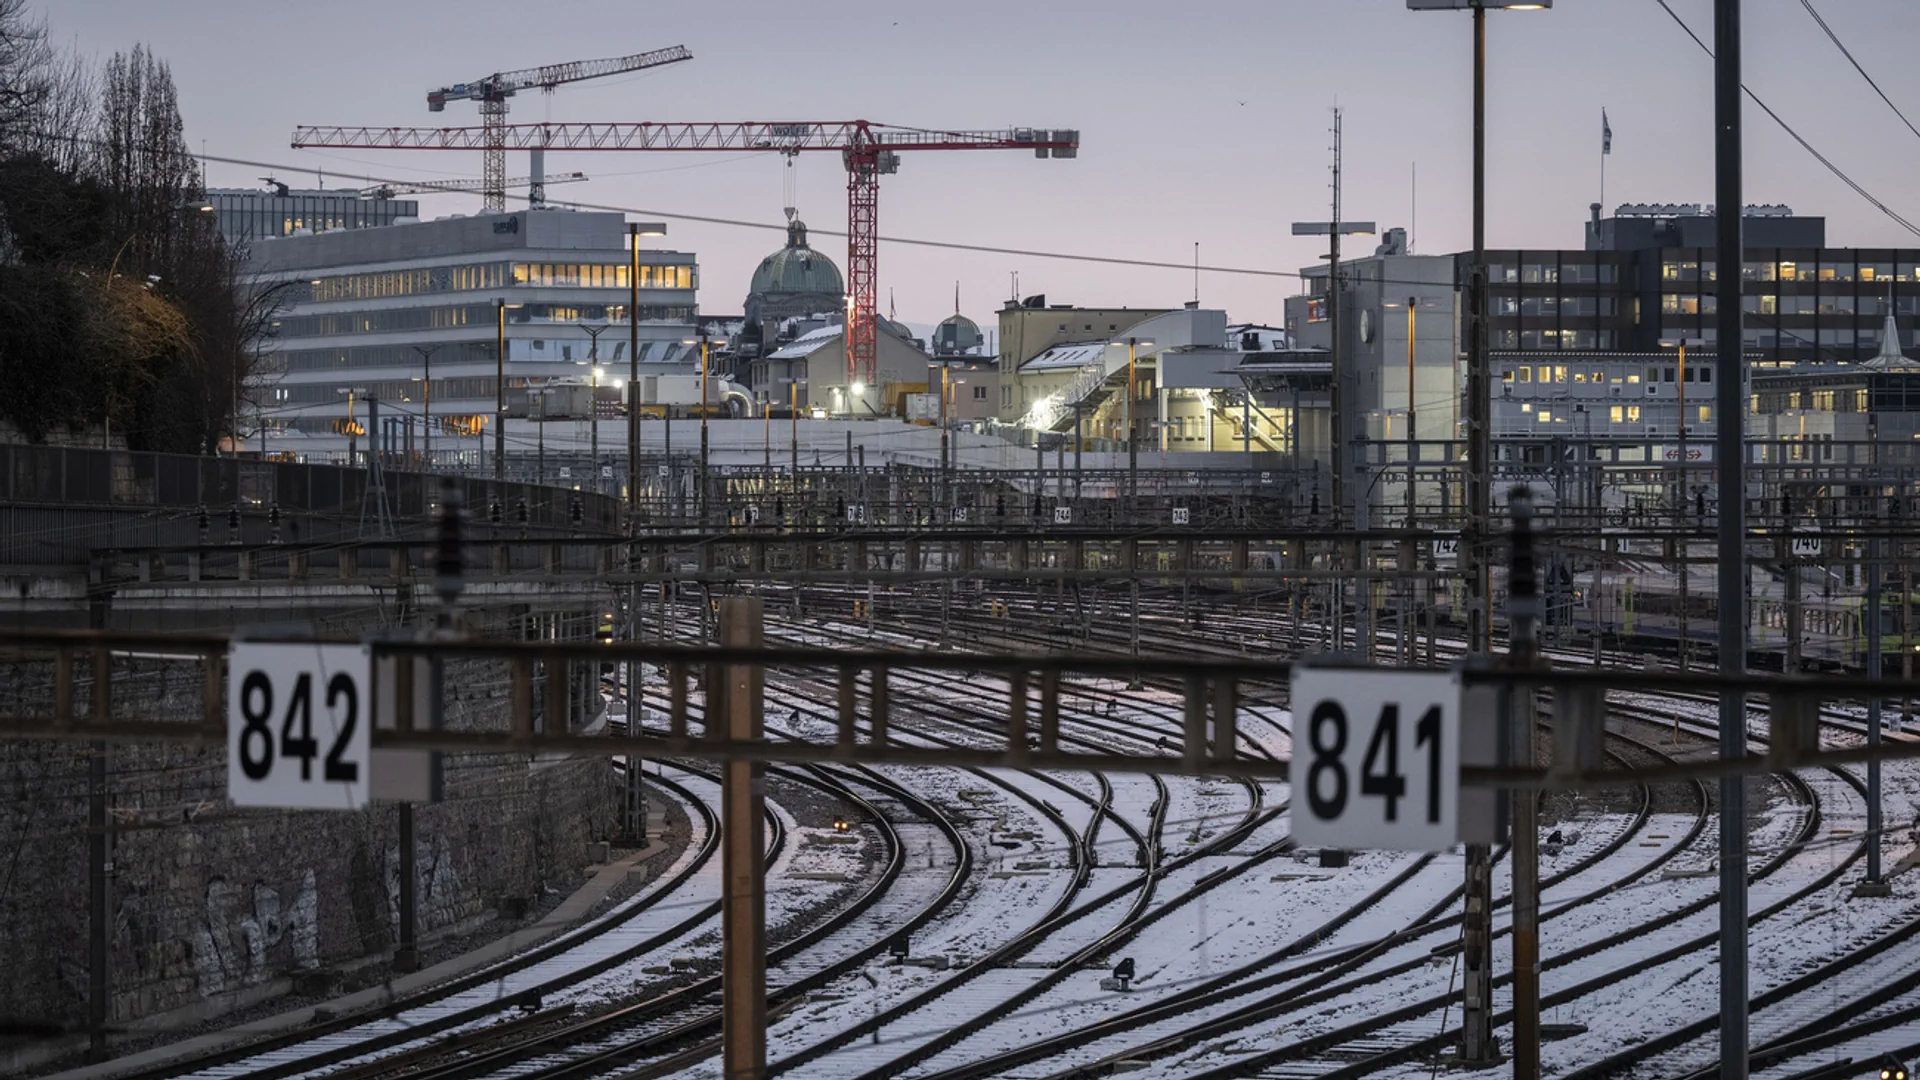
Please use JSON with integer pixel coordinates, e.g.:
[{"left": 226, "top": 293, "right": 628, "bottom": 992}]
[
  {"left": 577, "top": 321, "right": 613, "bottom": 490},
  {"left": 411, "top": 344, "right": 442, "bottom": 469},
  {"left": 1106, "top": 338, "right": 1155, "bottom": 497},
  {"left": 1405, "top": 3, "right": 1553, "bottom": 1075},
  {"left": 785, "top": 377, "right": 807, "bottom": 473}
]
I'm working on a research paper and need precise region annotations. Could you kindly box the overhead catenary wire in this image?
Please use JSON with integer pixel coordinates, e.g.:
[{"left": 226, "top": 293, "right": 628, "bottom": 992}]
[
  {"left": 1795, "top": 0, "right": 1920, "bottom": 146},
  {"left": 1653, "top": 0, "right": 1920, "bottom": 241}
]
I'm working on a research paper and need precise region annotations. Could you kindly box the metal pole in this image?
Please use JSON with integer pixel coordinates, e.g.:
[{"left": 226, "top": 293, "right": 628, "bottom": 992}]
[
  {"left": 1507, "top": 485, "right": 1542, "bottom": 1080},
  {"left": 720, "top": 596, "right": 767, "bottom": 1080},
  {"left": 494, "top": 299, "right": 506, "bottom": 482},
  {"left": 1866, "top": 528, "right": 1886, "bottom": 889},
  {"left": 397, "top": 802, "right": 418, "bottom": 970},
  {"left": 700, "top": 332, "right": 711, "bottom": 526},
  {"left": 940, "top": 366, "right": 950, "bottom": 485},
  {"left": 1460, "top": 7, "right": 1495, "bottom": 1064},
  {"left": 1127, "top": 338, "right": 1138, "bottom": 498},
  {"left": 790, "top": 381, "right": 799, "bottom": 473},
  {"left": 87, "top": 737, "right": 107, "bottom": 1061},
  {"left": 414, "top": 344, "right": 438, "bottom": 469},
  {"left": 1328, "top": 108, "right": 1345, "bottom": 522},
  {"left": 1712, "top": 2, "right": 1749, "bottom": 1075},
  {"left": 1407, "top": 297, "right": 1418, "bottom": 525},
  {"left": 627, "top": 223, "right": 641, "bottom": 523}
]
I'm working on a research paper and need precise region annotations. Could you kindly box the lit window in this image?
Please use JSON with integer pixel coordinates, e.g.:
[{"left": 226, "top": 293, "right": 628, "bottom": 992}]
[
  {"left": 1517, "top": 367, "right": 1531, "bottom": 383},
  {"left": 1627, "top": 405, "right": 1641, "bottom": 423},
  {"left": 1628, "top": 374, "right": 1641, "bottom": 384},
  {"left": 1554, "top": 366, "right": 1568, "bottom": 382},
  {"left": 1501, "top": 369, "right": 1515, "bottom": 382},
  {"left": 1609, "top": 406, "right": 1624, "bottom": 423},
  {"left": 1537, "top": 366, "right": 1551, "bottom": 383},
  {"left": 1698, "top": 406, "right": 1712, "bottom": 422},
  {"left": 1537, "top": 410, "right": 1553, "bottom": 423}
]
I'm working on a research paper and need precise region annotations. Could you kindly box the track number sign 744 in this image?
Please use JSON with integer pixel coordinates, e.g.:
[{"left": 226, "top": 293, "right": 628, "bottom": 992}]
[
  {"left": 1288, "top": 667, "right": 1461, "bottom": 851},
  {"left": 227, "top": 642, "right": 372, "bottom": 810}
]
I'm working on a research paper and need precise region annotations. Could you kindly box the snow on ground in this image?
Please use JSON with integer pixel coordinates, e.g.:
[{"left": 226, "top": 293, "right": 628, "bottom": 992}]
[{"left": 217, "top": 770, "right": 720, "bottom": 1080}]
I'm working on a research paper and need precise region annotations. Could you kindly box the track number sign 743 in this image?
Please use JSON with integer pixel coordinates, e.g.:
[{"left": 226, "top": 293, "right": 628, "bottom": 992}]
[
  {"left": 227, "top": 642, "right": 372, "bottom": 810},
  {"left": 1288, "top": 667, "right": 1461, "bottom": 851}
]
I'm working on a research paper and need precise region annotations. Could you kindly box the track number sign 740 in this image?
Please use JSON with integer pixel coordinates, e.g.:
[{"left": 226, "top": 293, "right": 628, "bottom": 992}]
[
  {"left": 227, "top": 642, "right": 372, "bottom": 810},
  {"left": 1289, "top": 667, "right": 1461, "bottom": 851}
]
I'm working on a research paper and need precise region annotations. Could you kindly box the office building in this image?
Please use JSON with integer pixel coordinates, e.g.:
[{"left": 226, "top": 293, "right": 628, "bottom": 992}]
[
  {"left": 246, "top": 208, "right": 698, "bottom": 467},
  {"left": 1472, "top": 203, "right": 1920, "bottom": 368},
  {"left": 208, "top": 183, "right": 418, "bottom": 244}
]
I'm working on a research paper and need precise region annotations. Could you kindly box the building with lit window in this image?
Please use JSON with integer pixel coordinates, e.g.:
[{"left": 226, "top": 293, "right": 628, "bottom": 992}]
[
  {"left": 1471, "top": 203, "right": 1920, "bottom": 368},
  {"left": 247, "top": 208, "right": 697, "bottom": 468},
  {"left": 207, "top": 183, "right": 418, "bottom": 243}
]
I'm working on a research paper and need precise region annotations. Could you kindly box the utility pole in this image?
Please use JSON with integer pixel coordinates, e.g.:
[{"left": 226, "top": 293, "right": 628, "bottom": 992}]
[
  {"left": 1507, "top": 485, "right": 1543, "bottom": 1080},
  {"left": 494, "top": 299, "right": 507, "bottom": 482},
  {"left": 1290, "top": 113, "right": 1374, "bottom": 523},
  {"left": 412, "top": 344, "right": 440, "bottom": 469},
  {"left": 1712, "top": 2, "right": 1749, "bottom": 1076},
  {"left": 719, "top": 597, "right": 766, "bottom": 1080},
  {"left": 627, "top": 223, "right": 641, "bottom": 525}
]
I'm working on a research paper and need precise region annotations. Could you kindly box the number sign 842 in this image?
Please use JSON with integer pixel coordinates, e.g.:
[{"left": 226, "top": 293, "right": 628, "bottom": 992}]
[
  {"left": 1289, "top": 668, "right": 1460, "bottom": 851},
  {"left": 227, "top": 642, "right": 372, "bottom": 810}
]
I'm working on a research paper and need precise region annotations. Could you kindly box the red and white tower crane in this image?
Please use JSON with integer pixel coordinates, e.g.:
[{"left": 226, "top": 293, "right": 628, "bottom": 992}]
[
  {"left": 424, "top": 46, "right": 692, "bottom": 211},
  {"left": 291, "top": 120, "right": 1079, "bottom": 389}
]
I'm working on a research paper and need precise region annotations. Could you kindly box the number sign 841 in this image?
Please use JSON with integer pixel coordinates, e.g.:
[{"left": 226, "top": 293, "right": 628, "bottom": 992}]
[
  {"left": 227, "top": 642, "right": 372, "bottom": 810},
  {"left": 1288, "top": 668, "right": 1460, "bottom": 851}
]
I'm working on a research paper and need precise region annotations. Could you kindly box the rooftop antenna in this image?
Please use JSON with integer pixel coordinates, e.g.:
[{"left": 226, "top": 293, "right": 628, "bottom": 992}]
[
  {"left": 1410, "top": 162, "right": 1417, "bottom": 254},
  {"left": 1193, "top": 242, "right": 1200, "bottom": 304},
  {"left": 954, "top": 280, "right": 961, "bottom": 315}
]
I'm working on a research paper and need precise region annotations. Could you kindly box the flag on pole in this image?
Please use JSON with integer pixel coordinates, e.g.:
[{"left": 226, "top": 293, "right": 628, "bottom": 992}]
[{"left": 1602, "top": 110, "right": 1612, "bottom": 155}]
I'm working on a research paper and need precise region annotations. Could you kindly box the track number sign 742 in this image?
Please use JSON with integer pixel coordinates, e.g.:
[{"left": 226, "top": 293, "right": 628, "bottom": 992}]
[
  {"left": 227, "top": 642, "right": 372, "bottom": 810},
  {"left": 1288, "top": 667, "right": 1461, "bottom": 851}
]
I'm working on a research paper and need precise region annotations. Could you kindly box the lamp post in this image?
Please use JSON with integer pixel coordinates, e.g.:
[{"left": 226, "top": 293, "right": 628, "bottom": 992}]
[
  {"left": 788, "top": 377, "right": 806, "bottom": 474},
  {"left": 1110, "top": 338, "right": 1155, "bottom": 499},
  {"left": 578, "top": 321, "right": 611, "bottom": 490},
  {"left": 1405, "top": 3, "right": 1554, "bottom": 1075},
  {"left": 494, "top": 299, "right": 507, "bottom": 481},
  {"left": 628, "top": 224, "right": 641, "bottom": 522},
  {"left": 411, "top": 344, "right": 441, "bottom": 469},
  {"left": 1661, "top": 337, "right": 1705, "bottom": 670}
]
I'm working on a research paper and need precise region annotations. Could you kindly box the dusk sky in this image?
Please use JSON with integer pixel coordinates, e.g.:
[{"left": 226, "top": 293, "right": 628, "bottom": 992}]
[{"left": 37, "top": 0, "right": 1920, "bottom": 329}]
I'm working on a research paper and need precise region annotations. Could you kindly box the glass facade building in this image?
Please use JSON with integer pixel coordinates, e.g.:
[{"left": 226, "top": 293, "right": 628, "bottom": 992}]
[
  {"left": 1465, "top": 207, "right": 1920, "bottom": 369},
  {"left": 245, "top": 209, "right": 697, "bottom": 462},
  {"left": 207, "top": 187, "right": 418, "bottom": 243}
]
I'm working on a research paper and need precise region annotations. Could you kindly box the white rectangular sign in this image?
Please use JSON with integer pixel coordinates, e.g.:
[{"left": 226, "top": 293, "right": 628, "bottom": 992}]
[
  {"left": 1289, "top": 666, "right": 1461, "bottom": 851},
  {"left": 1790, "top": 534, "right": 1822, "bottom": 558},
  {"left": 1432, "top": 538, "right": 1459, "bottom": 560},
  {"left": 228, "top": 642, "right": 373, "bottom": 810},
  {"left": 1053, "top": 506, "right": 1072, "bottom": 524},
  {"left": 1172, "top": 506, "right": 1191, "bottom": 525}
]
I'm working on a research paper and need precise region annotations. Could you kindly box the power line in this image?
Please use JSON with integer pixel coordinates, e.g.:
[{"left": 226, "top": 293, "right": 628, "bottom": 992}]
[
  {"left": 1652, "top": 0, "right": 1920, "bottom": 241},
  {"left": 1796, "top": 0, "right": 1920, "bottom": 145}
]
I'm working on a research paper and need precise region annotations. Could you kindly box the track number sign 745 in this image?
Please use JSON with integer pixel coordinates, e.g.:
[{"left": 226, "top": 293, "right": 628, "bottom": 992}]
[
  {"left": 227, "top": 642, "right": 372, "bottom": 810},
  {"left": 1289, "top": 667, "right": 1461, "bottom": 851}
]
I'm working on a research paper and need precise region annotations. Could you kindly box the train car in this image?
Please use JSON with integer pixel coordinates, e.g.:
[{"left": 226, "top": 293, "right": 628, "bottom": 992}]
[{"left": 1570, "top": 564, "right": 1917, "bottom": 671}]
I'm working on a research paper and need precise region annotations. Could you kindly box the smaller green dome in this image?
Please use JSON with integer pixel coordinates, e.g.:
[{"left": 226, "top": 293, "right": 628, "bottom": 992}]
[{"left": 933, "top": 313, "right": 983, "bottom": 356}]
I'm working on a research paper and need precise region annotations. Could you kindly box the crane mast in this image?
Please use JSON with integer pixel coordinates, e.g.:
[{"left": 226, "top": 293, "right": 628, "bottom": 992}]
[{"left": 424, "top": 46, "right": 691, "bottom": 211}]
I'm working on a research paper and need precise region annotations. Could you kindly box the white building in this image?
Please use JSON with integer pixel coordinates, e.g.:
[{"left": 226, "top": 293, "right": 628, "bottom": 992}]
[{"left": 245, "top": 207, "right": 702, "bottom": 468}]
